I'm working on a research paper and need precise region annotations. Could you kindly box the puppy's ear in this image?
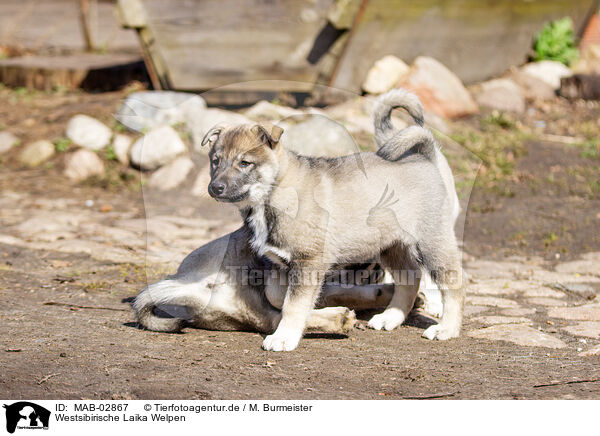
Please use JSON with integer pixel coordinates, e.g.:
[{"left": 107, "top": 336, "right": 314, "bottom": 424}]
[
  {"left": 201, "top": 126, "right": 222, "bottom": 147},
  {"left": 251, "top": 124, "right": 283, "bottom": 149}
]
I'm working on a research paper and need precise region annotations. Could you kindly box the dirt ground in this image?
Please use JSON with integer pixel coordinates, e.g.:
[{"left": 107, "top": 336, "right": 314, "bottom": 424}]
[{"left": 1, "top": 87, "right": 600, "bottom": 400}]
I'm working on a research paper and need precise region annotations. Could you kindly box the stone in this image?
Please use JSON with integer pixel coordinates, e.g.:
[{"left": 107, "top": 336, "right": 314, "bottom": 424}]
[
  {"left": 18, "top": 140, "right": 55, "bottom": 167},
  {"left": 148, "top": 156, "right": 194, "bottom": 191},
  {"left": 527, "top": 297, "right": 568, "bottom": 307},
  {"left": 468, "top": 324, "right": 567, "bottom": 348},
  {"left": 63, "top": 149, "right": 105, "bottom": 181},
  {"left": 243, "top": 100, "right": 304, "bottom": 121},
  {"left": 116, "top": 91, "right": 207, "bottom": 132},
  {"left": 548, "top": 304, "right": 600, "bottom": 321},
  {"left": 521, "top": 286, "right": 566, "bottom": 298},
  {"left": 282, "top": 115, "right": 359, "bottom": 157},
  {"left": 465, "top": 259, "right": 520, "bottom": 279},
  {"left": 471, "top": 316, "right": 532, "bottom": 326},
  {"left": 520, "top": 61, "right": 573, "bottom": 90},
  {"left": 191, "top": 164, "right": 211, "bottom": 198},
  {"left": 66, "top": 114, "right": 112, "bottom": 150},
  {"left": 468, "top": 279, "right": 519, "bottom": 296},
  {"left": 508, "top": 68, "right": 556, "bottom": 100},
  {"left": 463, "top": 305, "right": 489, "bottom": 317},
  {"left": 111, "top": 134, "right": 132, "bottom": 165},
  {"left": 0, "top": 131, "right": 19, "bottom": 154},
  {"left": 473, "top": 78, "right": 525, "bottom": 113},
  {"left": 549, "top": 282, "right": 598, "bottom": 300},
  {"left": 555, "top": 252, "right": 600, "bottom": 275},
  {"left": 579, "top": 344, "right": 600, "bottom": 357},
  {"left": 129, "top": 126, "right": 186, "bottom": 171},
  {"left": 400, "top": 56, "right": 478, "bottom": 118},
  {"left": 466, "top": 296, "right": 519, "bottom": 308},
  {"left": 561, "top": 322, "right": 600, "bottom": 339},
  {"left": 570, "top": 44, "right": 600, "bottom": 75},
  {"left": 501, "top": 307, "right": 537, "bottom": 316},
  {"left": 362, "top": 55, "right": 410, "bottom": 95},
  {"left": 187, "top": 108, "right": 251, "bottom": 152}
]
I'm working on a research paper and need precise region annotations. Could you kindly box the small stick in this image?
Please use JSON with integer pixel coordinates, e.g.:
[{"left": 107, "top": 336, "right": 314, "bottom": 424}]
[
  {"left": 38, "top": 373, "right": 60, "bottom": 385},
  {"left": 43, "top": 302, "right": 128, "bottom": 312},
  {"left": 533, "top": 378, "right": 600, "bottom": 388},
  {"left": 402, "top": 391, "right": 458, "bottom": 399}
]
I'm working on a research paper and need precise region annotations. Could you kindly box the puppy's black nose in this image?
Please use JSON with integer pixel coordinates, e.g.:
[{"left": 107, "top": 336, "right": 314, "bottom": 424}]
[{"left": 209, "top": 182, "right": 226, "bottom": 197}]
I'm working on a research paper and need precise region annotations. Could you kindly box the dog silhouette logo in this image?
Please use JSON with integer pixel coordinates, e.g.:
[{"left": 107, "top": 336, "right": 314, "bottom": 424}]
[{"left": 2, "top": 402, "right": 50, "bottom": 433}]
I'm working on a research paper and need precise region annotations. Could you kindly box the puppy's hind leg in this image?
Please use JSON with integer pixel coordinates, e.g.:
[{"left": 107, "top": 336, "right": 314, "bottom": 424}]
[
  {"left": 368, "top": 246, "right": 420, "bottom": 331},
  {"left": 420, "top": 241, "right": 465, "bottom": 340}
]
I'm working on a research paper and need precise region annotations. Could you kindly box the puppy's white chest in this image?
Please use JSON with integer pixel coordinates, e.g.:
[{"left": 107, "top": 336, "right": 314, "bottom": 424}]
[{"left": 247, "top": 206, "right": 291, "bottom": 266}]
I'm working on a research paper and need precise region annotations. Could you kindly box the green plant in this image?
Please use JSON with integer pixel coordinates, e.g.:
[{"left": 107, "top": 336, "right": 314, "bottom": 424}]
[
  {"left": 533, "top": 17, "right": 578, "bottom": 66},
  {"left": 104, "top": 145, "right": 118, "bottom": 161},
  {"left": 53, "top": 137, "right": 72, "bottom": 152}
]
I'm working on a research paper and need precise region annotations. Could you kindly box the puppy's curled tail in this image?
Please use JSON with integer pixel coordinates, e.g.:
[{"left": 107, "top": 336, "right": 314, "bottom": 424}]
[
  {"left": 373, "top": 88, "right": 424, "bottom": 144},
  {"left": 133, "top": 280, "right": 196, "bottom": 332},
  {"left": 373, "top": 88, "right": 437, "bottom": 161}
]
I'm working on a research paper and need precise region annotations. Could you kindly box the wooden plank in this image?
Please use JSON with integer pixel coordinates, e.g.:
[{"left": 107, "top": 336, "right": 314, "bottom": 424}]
[
  {"left": 0, "top": 53, "right": 144, "bottom": 91},
  {"left": 139, "top": 0, "right": 335, "bottom": 90},
  {"left": 331, "top": 0, "right": 594, "bottom": 92}
]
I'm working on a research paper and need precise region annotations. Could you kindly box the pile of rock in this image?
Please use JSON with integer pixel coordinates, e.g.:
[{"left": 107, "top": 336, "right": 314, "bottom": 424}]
[
  {"left": 2, "top": 49, "right": 593, "bottom": 192},
  {"left": 360, "top": 54, "right": 578, "bottom": 116}
]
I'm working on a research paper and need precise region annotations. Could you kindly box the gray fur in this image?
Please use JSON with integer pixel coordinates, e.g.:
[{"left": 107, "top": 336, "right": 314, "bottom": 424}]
[{"left": 204, "top": 88, "right": 465, "bottom": 351}]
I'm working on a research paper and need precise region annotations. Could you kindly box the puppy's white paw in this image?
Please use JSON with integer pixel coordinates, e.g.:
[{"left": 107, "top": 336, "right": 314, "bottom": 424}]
[
  {"left": 262, "top": 329, "right": 302, "bottom": 352},
  {"left": 422, "top": 324, "right": 460, "bottom": 340},
  {"left": 367, "top": 308, "right": 406, "bottom": 331}
]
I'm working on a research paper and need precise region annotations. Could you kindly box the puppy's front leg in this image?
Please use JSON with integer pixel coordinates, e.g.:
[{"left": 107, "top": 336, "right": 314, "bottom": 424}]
[{"left": 262, "top": 264, "right": 323, "bottom": 352}]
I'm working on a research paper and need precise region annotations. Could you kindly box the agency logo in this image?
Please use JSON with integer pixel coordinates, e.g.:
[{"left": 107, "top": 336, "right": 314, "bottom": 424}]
[{"left": 2, "top": 402, "right": 50, "bottom": 434}]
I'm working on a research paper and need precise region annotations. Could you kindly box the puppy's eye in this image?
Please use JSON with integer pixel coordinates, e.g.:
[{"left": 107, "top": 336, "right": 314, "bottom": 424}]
[
  {"left": 239, "top": 160, "right": 253, "bottom": 168},
  {"left": 211, "top": 156, "right": 220, "bottom": 166}
]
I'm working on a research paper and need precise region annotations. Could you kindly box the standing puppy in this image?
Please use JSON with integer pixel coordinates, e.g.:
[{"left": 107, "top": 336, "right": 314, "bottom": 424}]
[{"left": 204, "top": 90, "right": 465, "bottom": 351}]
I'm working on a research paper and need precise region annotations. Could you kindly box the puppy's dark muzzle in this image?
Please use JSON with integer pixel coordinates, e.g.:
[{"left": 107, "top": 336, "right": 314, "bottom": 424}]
[{"left": 208, "top": 181, "right": 226, "bottom": 198}]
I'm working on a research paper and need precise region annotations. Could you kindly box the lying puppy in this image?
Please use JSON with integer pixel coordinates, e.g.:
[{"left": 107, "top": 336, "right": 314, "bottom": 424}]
[
  {"left": 203, "top": 89, "right": 465, "bottom": 351},
  {"left": 134, "top": 226, "right": 360, "bottom": 335}
]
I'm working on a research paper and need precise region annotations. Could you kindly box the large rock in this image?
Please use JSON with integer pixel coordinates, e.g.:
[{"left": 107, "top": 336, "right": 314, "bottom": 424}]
[
  {"left": 243, "top": 100, "right": 304, "bottom": 121},
  {"left": 64, "top": 149, "right": 105, "bottom": 181},
  {"left": 362, "top": 55, "right": 410, "bottom": 95},
  {"left": 148, "top": 156, "right": 194, "bottom": 191},
  {"left": 191, "top": 164, "right": 211, "bottom": 198},
  {"left": 66, "top": 114, "right": 112, "bottom": 150},
  {"left": 400, "top": 56, "right": 478, "bottom": 118},
  {"left": 111, "top": 134, "right": 132, "bottom": 165},
  {"left": 473, "top": 78, "right": 525, "bottom": 113},
  {"left": 555, "top": 252, "right": 600, "bottom": 274},
  {"left": 561, "top": 321, "right": 600, "bottom": 339},
  {"left": 129, "top": 126, "right": 186, "bottom": 171},
  {"left": 18, "top": 140, "right": 55, "bottom": 167},
  {"left": 509, "top": 69, "right": 556, "bottom": 100},
  {"left": 281, "top": 116, "right": 359, "bottom": 157},
  {"left": 0, "top": 131, "right": 19, "bottom": 154},
  {"left": 188, "top": 108, "right": 251, "bottom": 152},
  {"left": 520, "top": 61, "right": 572, "bottom": 90},
  {"left": 469, "top": 324, "right": 567, "bottom": 348},
  {"left": 548, "top": 303, "right": 600, "bottom": 321},
  {"left": 579, "top": 344, "right": 600, "bottom": 357},
  {"left": 572, "top": 44, "right": 600, "bottom": 74},
  {"left": 466, "top": 296, "right": 519, "bottom": 308},
  {"left": 116, "top": 91, "right": 207, "bottom": 132}
]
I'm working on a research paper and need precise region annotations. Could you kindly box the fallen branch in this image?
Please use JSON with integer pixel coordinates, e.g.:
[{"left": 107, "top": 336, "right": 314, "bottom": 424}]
[
  {"left": 402, "top": 391, "right": 458, "bottom": 400},
  {"left": 533, "top": 378, "right": 600, "bottom": 388},
  {"left": 38, "top": 373, "right": 60, "bottom": 385},
  {"left": 43, "top": 302, "right": 128, "bottom": 311},
  {"left": 539, "top": 133, "right": 585, "bottom": 145}
]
